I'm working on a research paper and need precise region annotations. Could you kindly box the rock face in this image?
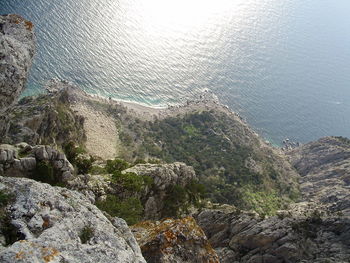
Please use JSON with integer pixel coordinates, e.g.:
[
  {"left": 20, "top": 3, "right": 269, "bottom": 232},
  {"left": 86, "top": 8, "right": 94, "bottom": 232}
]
[
  {"left": 286, "top": 136, "right": 350, "bottom": 216},
  {"left": 0, "top": 80, "right": 86, "bottom": 147},
  {"left": 0, "top": 143, "right": 74, "bottom": 184},
  {"left": 195, "top": 136, "right": 350, "bottom": 263},
  {"left": 124, "top": 163, "right": 196, "bottom": 220},
  {"left": 131, "top": 217, "right": 219, "bottom": 263},
  {"left": 69, "top": 162, "right": 198, "bottom": 220},
  {"left": 0, "top": 176, "right": 146, "bottom": 263},
  {"left": 196, "top": 206, "right": 350, "bottom": 263},
  {"left": 0, "top": 14, "right": 35, "bottom": 112}
]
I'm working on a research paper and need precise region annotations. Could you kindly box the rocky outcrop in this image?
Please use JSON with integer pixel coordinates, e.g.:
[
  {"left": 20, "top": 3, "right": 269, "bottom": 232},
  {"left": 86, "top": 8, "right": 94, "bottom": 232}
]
[
  {"left": 196, "top": 205, "right": 350, "bottom": 263},
  {"left": 0, "top": 176, "right": 146, "bottom": 262},
  {"left": 0, "top": 143, "right": 74, "bottom": 184},
  {"left": 131, "top": 217, "right": 219, "bottom": 263},
  {"left": 286, "top": 136, "right": 350, "bottom": 216},
  {"left": 124, "top": 163, "right": 196, "bottom": 220},
  {"left": 69, "top": 162, "right": 198, "bottom": 220},
  {"left": 194, "top": 136, "right": 350, "bottom": 263},
  {"left": 0, "top": 80, "right": 86, "bottom": 147},
  {"left": 0, "top": 14, "right": 35, "bottom": 112}
]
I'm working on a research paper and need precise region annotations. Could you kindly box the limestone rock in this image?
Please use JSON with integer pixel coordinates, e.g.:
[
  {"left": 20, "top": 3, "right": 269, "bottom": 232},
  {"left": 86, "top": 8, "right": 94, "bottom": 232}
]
[
  {"left": 286, "top": 136, "right": 350, "bottom": 216},
  {"left": 124, "top": 162, "right": 196, "bottom": 220},
  {"left": 0, "top": 14, "right": 35, "bottom": 112},
  {"left": 0, "top": 176, "right": 146, "bottom": 263},
  {"left": 0, "top": 80, "right": 86, "bottom": 148},
  {"left": 131, "top": 217, "right": 219, "bottom": 263},
  {"left": 0, "top": 144, "right": 74, "bottom": 184},
  {"left": 124, "top": 162, "right": 196, "bottom": 191},
  {"left": 196, "top": 207, "right": 350, "bottom": 263}
]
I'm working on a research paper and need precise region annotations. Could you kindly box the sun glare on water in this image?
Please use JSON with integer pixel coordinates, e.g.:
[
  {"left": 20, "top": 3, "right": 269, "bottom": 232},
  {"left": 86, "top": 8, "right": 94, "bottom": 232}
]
[{"left": 132, "top": 0, "right": 237, "bottom": 36}]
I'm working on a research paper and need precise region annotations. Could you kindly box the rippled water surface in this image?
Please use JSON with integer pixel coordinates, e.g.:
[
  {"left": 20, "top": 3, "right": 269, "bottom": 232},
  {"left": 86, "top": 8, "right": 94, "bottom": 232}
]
[{"left": 2, "top": 0, "right": 350, "bottom": 144}]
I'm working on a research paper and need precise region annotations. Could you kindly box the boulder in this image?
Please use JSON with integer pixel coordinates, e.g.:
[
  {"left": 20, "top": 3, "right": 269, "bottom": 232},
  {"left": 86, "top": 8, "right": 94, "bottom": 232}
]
[
  {"left": 131, "top": 217, "right": 219, "bottom": 263},
  {"left": 0, "top": 176, "right": 146, "bottom": 263}
]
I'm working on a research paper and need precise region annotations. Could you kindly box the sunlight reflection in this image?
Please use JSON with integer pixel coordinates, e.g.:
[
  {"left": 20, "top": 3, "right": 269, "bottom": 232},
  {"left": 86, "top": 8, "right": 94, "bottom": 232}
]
[{"left": 133, "top": 0, "right": 238, "bottom": 35}]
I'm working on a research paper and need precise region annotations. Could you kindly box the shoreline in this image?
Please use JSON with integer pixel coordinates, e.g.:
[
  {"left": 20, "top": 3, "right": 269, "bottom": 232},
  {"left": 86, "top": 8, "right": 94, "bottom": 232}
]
[{"left": 36, "top": 80, "right": 290, "bottom": 149}]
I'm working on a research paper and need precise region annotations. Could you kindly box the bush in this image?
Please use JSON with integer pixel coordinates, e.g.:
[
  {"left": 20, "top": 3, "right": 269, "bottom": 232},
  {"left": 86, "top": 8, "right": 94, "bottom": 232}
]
[
  {"left": 112, "top": 172, "right": 153, "bottom": 192},
  {"left": 105, "top": 159, "right": 129, "bottom": 173},
  {"left": 32, "top": 161, "right": 57, "bottom": 185},
  {"left": 79, "top": 226, "right": 94, "bottom": 244},
  {"left": 0, "top": 190, "right": 23, "bottom": 246},
  {"left": 96, "top": 195, "right": 143, "bottom": 225},
  {"left": 0, "top": 190, "right": 13, "bottom": 207},
  {"left": 63, "top": 141, "right": 85, "bottom": 163},
  {"left": 89, "top": 165, "right": 107, "bottom": 175},
  {"left": 75, "top": 155, "right": 93, "bottom": 174}
]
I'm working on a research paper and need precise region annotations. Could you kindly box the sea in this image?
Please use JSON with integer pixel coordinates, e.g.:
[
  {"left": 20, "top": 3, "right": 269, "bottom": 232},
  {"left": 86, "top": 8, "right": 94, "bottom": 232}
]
[{"left": 2, "top": 0, "right": 350, "bottom": 145}]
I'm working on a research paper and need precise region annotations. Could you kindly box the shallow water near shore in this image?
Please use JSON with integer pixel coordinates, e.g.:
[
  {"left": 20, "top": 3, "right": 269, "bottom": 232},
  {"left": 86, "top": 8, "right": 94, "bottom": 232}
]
[{"left": 2, "top": 0, "right": 350, "bottom": 145}]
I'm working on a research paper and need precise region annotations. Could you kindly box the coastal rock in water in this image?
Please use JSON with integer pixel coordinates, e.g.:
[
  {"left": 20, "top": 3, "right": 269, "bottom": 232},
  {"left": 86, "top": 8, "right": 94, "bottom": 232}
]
[
  {"left": 0, "top": 14, "right": 35, "bottom": 112},
  {"left": 131, "top": 217, "right": 219, "bottom": 263},
  {"left": 0, "top": 176, "right": 146, "bottom": 263}
]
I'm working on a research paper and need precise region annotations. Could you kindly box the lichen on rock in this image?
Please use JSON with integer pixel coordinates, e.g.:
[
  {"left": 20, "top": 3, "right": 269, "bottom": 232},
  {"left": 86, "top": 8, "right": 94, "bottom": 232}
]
[{"left": 131, "top": 216, "right": 220, "bottom": 263}]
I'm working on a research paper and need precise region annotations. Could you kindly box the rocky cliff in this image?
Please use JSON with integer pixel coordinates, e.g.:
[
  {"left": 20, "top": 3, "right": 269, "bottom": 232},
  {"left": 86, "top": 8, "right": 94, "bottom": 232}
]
[
  {"left": 195, "top": 136, "right": 350, "bottom": 263},
  {"left": 1, "top": 13, "right": 350, "bottom": 263},
  {"left": 286, "top": 136, "right": 350, "bottom": 216},
  {"left": 0, "top": 176, "right": 146, "bottom": 263},
  {"left": 0, "top": 14, "right": 35, "bottom": 113},
  {"left": 0, "top": 80, "right": 86, "bottom": 147}
]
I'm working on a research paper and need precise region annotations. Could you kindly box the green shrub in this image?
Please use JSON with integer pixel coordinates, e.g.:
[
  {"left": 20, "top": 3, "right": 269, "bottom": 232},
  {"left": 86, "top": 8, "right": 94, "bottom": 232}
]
[
  {"left": 79, "top": 226, "right": 94, "bottom": 244},
  {"left": 96, "top": 195, "right": 143, "bottom": 225},
  {"left": 112, "top": 172, "right": 153, "bottom": 192},
  {"left": 0, "top": 190, "right": 13, "bottom": 207},
  {"left": 89, "top": 165, "right": 107, "bottom": 175},
  {"left": 75, "top": 155, "right": 93, "bottom": 174},
  {"left": 163, "top": 185, "right": 188, "bottom": 217},
  {"left": 63, "top": 141, "right": 85, "bottom": 163},
  {"left": 63, "top": 142, "right": 93, "bottom": 174},
  {"left": 105, "top": 159, "right": 129, "bottom": 173},
  {"left": 32, "top": 161, "right": 56, "bottom": 185},
  {"left": 0, "top": 190, "right": 23, "bottom": 246}
]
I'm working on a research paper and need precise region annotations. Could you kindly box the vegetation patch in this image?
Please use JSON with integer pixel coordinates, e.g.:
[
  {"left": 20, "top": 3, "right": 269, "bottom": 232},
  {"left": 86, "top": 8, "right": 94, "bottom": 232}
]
[
  {"left": 79, "top": 225, "right": 95, "bottom": 244},
  {"left": 64, "top": 142, "right": 93, "bottom": 174},
  {"left": 96, "top": 195, "right": 143, "bottom": 225},
  {"left": 115, "top": 109, "right": 299, "bottom": 214},
  {"left": 32, "top": 161, "right": 57, "bottom": 185},
  {"left": 162, "top": 180, "right": 206, "bottom": 218},
  {"left": 0, "top": 189, "right": 24, "bottom": 246}
]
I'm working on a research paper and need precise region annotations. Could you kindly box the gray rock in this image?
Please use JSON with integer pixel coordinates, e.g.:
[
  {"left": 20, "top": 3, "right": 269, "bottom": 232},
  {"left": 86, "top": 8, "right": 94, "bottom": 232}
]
[
  {"left": 286, "top": 136, "right": 350, "bottom": 215},
  {"left": 20, "top": 157, "right": 36, "bottom": 170},
  {"left": 124, "top": 162, "right": 196, "bottom": 220},
  {"left": 0, "top": 176, "right": 146, "bottom": 263},
  {"left": 0, "top": 14, "right": 35, "bottom": 112}
]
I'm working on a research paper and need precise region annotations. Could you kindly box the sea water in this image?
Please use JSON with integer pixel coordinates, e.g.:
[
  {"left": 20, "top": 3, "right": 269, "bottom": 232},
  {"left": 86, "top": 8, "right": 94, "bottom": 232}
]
[{"left": 2, "top": 0, "right": 350, "bottom": 145}]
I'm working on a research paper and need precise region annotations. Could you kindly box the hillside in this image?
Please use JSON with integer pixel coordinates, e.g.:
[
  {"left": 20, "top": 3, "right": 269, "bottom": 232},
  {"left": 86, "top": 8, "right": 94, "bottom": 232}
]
[{"left": 1, "top": 14, "right": 350, "bottom": 263}]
